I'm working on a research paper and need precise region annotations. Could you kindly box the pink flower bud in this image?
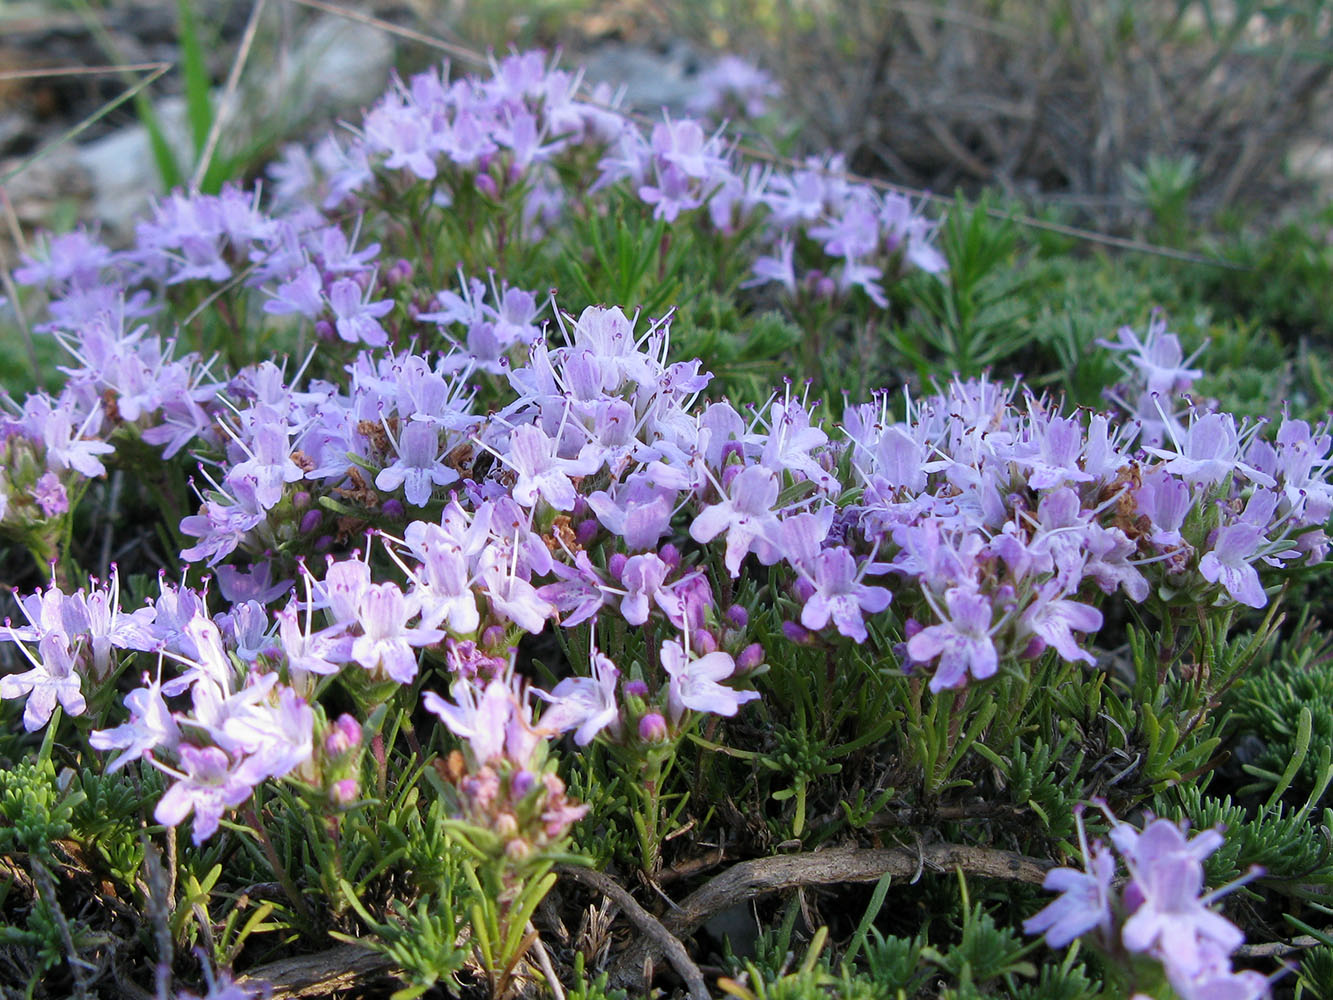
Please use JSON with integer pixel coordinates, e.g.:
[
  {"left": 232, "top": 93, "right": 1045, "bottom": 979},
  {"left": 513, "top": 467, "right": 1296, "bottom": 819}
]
[
  {"left": 331, "top": 778, "right": 359, "bottom": 806},
  {"left": 299, "top": 509, "right": 323, "bottom": 534},
  {"left": 1020, "top": 636, "right": 1047, "bottom": 660},
  {"left": 737, "top": 642, "right": 765, "bottom": 672},
  {"left": 659, "top": 543, "right": 681, "bottom": 569},
  {"left": 638, "top": 712, "right": 668, "bottom": 743},
  {"left": 725, "top": 605, "right": 749, "bottom": 629},
  {"left": 624, "top": 679, "right": 649, "bottom": 698},
  {"left": 475, "top": 174, "right": 498, "bottom": 199},
  {"left": 695, "top": 630, "right": 719, "bottom": 654},
  {"left": 607, "top": 552, "right": 628, "bottom": 582},
  {"left": 575, "top": 518, "right": 600, "bottom": 546},
  {"left": 782, "top": 621, "right": 814, "bottom": 645},
  {"left": 325, "top": 713, "right": 362, "bottom": 756},
  {"left": 511, "top": 770, "right": 537, "bottom": 798}
]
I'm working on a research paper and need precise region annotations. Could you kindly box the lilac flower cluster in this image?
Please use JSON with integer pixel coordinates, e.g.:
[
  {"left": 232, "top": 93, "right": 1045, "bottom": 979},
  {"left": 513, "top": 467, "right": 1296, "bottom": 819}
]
[
  {"left": 1025, "top": 804, "right": 1270, "bottom": 999},
  {"left": 5, "top": 255, "right": 1328, "bottom": 845},
  {"left": 3, "top": 48, "right": 1330, "bottom": 857},
  {"left": 270, "top": 50, "right": 943, "bottom": 302}
]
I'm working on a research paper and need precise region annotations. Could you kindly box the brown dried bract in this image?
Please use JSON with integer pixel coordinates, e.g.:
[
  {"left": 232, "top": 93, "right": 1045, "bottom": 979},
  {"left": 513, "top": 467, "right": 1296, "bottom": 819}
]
[
  {"left": 544, "top": 514, "right": 579, "bottom": 554},
  {"left": 434, "top": 749, "right": 467, "bottom": 785},
  {"left": 442, "top": 441, "right": 475, "bottom": 478},
  {"left": 101, "top": 390, "right": 121, "bottom": 425},
  {"left": 355, "top": 417, "right": 397, "bottom": 455}
]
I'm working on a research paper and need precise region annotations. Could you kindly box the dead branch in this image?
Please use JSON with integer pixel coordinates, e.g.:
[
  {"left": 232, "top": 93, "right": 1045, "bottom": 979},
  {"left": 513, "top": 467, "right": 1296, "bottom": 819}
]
[
  {"left": 233, "top": 944, "right": 396, "bottom": 999},
  {"left": 604, "top": 843, "right": 1051, "bottom": 992},
  {"left": 557, "top": 865, "right": 710, "bottom": 1000}
]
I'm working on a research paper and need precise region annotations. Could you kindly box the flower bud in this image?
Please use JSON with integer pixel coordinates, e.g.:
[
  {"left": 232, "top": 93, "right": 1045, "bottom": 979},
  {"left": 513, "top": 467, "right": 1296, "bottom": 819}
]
[
  {"left": 792, "top": 577, "right": 816, "bottom": 602},
  {"left": 725, "top": 605, "right": 749, "bottom": 629},
  {"left": 330, "top": 778, "right": 359, "bottom": 806},
  {"left": 638, "top": 712, "right": 668, "bottom": 743},
  {"left": 381, "top": 498, "right": 405, "bottom": 519},
  {"left": 781, "top": 621, "right": 814, "bottom": 645},
  {"left": 737, "top": 642, "right": 765, "bottom": 673},
  {"left": 505, "top": 837, "right": 530, "bottom": 861},
  {"left": 494, "top": 812, "right": 519, "bottom": 840},
  {"left": 475, "top": 174, "right": 499, "bottom": 199},
  {"left": 659, "top": 543, "right": 681, "bottom": 569},
  {"left": 299, "top": 509, "right": 323, "bottom": 535},
  {"left": 624, "top": 679, "right": 649, "bottom": 698},
  {"left": 607, "top": 552, "right": 628, "bottom": 582},
  {"left": 511, "top": 769, "right": 537, "bottom": 798},
  {"left": 314, "top": 319, "right": 335, "bottom": 341},
  {"left": 1020, "top": 636, "right": 1047, "bottom": 660},
  {"left": 325, "top": 713, "right": 362, "bottom": 756},
  {"left": 575, "top": 518, "right": 600, "bottom": 546},
  {"left": 481, "top": 625, "right": 507, "bottom": 649},
  {"left": 694, "top": 630, "right": 719, "bottom": 655}
]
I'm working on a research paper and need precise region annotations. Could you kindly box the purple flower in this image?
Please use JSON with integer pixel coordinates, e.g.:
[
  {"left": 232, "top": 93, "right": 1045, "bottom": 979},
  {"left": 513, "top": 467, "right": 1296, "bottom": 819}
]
[
  {"left": 798, "top": 546, "right": 891, "bottom": 643},
  {"left": 277, "top": 602, "right": 350, "bottom": 677},
  {"left": 1113, "top": 818, "right": 1246, "bottom": 979},
  {"left": 1023, "top": 808, "right": 1115, "bottom": 948},
  {"left": 661, "top": 639, "right": 760, "bottom": 724},
  {"left": 375, "top": 422, "right": 458, "bottom": 506},
  {"left": 689, "top": 465, "right": 783, "bottom": 576},
  {"left": 1146, "top": 412, "right": 1275, "bottom": 490},
  {"left": 351, "top": 583, "right": 444, "bottom": 684},
  {"left": 90, "top": 676, "right": 180, "bottom": 771},
  {"left": 744, "top": 237, "right": 797, "bottom": 295},
  {"left": 1199, "top": 523, "right": 1267, "bottom": 608},
  {"left": 536, "top": 649, "right": 621, "bottom": 745},
  {"left": 1018, "top": 583, "right": 1102, "bottom": 665},
  {"left": 226, "top": 686, "right": 315, "bottom": 783},
  {"left": 905, "top": 587, "right": 999, "bottom": 692},
  {"left": 1134, "top": 470, "right": 1191, "bottom": 550},
  {"left": 424, "top": 675, "right": 543, "bottom": 768},
  {"left": 618, "top": 553, "right": 671, "bottom": 626},
  {"left": 0, "top": 632, "right": 85, "bottom": 730},
  {"left": 505, "top": 422, "right": 601, "bottom": 510},
  {"left": 1021, "top": 412, "right": 1094, "bottom": 490},
  {"left": 154, "top": 744, "right": 256, "bottom": 845},
  {"left": 328, "top": 276, "right": 393, "bottom": 347},
  {"left": 38, "top": 399, "right": 115, "bottom": 478},
  {"left": 264, "top": 262, "right": 325, "bottom": 319}
]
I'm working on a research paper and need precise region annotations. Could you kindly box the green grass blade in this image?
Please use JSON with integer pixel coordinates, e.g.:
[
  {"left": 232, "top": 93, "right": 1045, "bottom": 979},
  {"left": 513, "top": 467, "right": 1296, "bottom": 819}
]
[{"left": 177, "top": 0, "right": 216, "bottom": 161}]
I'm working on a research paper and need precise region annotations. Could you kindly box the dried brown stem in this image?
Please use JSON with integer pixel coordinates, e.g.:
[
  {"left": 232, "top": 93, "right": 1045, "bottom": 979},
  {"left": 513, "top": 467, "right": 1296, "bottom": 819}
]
[
  {"left": 557, "top": 865, "right": 710, "bottom": 1000},
  {"left": 602, "top": 843, "right": 1051, "bottom": 991},
  {"left": 233, "top": 944, "right": 395, "bottom": 999}
]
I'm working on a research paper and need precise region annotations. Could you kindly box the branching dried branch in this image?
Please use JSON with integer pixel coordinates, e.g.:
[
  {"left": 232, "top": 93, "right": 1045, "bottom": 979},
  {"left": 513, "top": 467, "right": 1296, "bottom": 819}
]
[
  {"left": 597, "top": 843, "right": 1052, "bottom": 991},
  {"left": 558, "top": 865, "right": 710, "bottom": 1000}
]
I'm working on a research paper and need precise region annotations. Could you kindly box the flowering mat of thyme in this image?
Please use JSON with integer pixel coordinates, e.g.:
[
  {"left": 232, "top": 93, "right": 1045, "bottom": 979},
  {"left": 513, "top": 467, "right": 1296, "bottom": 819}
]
[{"left": 1, "top": 46, "right": 1331, "bottom": 1000}]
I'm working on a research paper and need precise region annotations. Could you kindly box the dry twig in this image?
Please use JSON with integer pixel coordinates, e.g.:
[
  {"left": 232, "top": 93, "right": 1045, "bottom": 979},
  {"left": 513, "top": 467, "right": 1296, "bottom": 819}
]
[
  {"left": 558, "top": 864, "right": 710, "bottom": 1000},
  {"left": 602, "top": 843, "right": 1051, "bottom": 991}
]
